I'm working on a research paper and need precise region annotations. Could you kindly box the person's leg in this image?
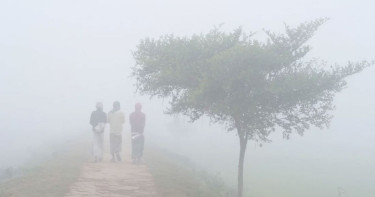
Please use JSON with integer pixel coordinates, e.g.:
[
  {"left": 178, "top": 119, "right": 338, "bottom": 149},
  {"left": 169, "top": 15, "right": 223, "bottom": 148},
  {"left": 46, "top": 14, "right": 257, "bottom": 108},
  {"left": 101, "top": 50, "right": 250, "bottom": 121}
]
[
  {"left": 139, "top": 135, "right": 145, "bottom": 159},
  {"left": 116, "top": 152, "right": 122, "bottom": 161},
  {"left": 131, "top": 137, "right": 136, "bottom": 161},
  {"left": 117, "top": 135, "right": 122, "bottom": 161},
  {"left": 93, "top": 132, "right": 100, "bottom": 162},
  {"left": 98, "top": 132, "right": 104, "bottom": 161},
  {"left": 134, "top": 137, "right": 143, "bottom": 163},
  {"left": 110, "top": 134, "right": 116, "bottom": 162}
]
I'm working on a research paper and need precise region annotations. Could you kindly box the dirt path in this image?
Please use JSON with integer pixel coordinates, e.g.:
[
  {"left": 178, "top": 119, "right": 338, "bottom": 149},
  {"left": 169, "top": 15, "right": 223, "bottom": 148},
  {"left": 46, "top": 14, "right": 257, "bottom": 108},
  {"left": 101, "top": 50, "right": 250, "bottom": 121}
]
[{"left": 65, "top": 137, "right": 159, "bottom": 197}]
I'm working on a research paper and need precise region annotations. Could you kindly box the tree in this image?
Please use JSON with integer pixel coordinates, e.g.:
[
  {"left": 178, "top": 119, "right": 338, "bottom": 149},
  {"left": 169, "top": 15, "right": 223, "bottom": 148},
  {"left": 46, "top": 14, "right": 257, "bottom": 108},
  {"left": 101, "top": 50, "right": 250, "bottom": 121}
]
[{"left": 131, "top": 18, "right": 372, "bottom": 197}]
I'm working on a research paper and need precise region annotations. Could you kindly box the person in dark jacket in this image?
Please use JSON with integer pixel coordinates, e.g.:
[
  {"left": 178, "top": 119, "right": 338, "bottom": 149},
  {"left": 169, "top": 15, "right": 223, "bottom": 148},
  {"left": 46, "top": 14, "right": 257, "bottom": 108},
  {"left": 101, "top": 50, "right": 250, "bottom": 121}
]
[
  {"left": 89, "top": 102, "right": 107, "bottom": 162},
  {"left": 129, "top": 103, "right": 146, "bottom": 164}
]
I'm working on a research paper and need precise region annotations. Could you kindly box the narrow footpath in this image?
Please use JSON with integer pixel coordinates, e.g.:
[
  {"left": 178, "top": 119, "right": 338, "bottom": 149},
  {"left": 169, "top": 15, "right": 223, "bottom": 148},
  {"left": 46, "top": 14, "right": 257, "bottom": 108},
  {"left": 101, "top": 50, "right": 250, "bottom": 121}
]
[{"left": 65, "top": 137, "right": 159, "bottom": 197}]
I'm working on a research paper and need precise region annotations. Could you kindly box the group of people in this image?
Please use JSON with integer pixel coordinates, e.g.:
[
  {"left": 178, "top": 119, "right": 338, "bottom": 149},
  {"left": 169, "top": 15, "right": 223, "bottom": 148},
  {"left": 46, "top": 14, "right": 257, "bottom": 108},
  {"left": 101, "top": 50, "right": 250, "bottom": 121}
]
[{"left": 89, "top": 101, "right": 146, "bottom": 164}]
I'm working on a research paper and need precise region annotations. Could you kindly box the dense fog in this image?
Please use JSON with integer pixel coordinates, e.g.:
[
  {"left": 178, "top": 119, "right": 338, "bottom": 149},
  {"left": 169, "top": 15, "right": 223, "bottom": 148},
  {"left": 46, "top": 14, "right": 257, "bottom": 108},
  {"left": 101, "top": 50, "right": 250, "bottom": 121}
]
[{"left": 0, "top": 0, "right": 374, "bottom": 196}]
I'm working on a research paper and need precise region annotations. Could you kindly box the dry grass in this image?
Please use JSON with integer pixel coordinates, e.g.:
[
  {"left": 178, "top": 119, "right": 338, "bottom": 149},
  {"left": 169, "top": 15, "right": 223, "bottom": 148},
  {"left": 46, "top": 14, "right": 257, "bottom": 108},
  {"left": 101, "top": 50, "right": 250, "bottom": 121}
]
[
  {"left": 0, "top": 141, "right": 88, "bottom": 197},
  {"left": 1, "top": 140, "right": 235, "bottom": 197},
  {"left": 145, "top": 146, "right": 235, "bottom": 197}
]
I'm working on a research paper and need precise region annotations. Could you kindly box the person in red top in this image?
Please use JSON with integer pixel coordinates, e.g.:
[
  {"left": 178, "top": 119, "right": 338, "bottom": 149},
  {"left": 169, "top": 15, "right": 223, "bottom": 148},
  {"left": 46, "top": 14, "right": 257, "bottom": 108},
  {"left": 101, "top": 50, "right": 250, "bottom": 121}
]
[{"left": 129, "top": 103, "right": 146, "bottom": 164}]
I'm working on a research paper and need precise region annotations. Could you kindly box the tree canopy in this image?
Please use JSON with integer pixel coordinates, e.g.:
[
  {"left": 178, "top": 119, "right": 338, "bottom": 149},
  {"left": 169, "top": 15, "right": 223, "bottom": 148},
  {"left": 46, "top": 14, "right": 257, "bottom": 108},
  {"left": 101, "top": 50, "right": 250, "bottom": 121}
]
[
  {"left": 132, "top": 18, "right": 372, "bottom": 197},
  {"left": 132, "top": 18, "right": 371, "bottom": 143}
]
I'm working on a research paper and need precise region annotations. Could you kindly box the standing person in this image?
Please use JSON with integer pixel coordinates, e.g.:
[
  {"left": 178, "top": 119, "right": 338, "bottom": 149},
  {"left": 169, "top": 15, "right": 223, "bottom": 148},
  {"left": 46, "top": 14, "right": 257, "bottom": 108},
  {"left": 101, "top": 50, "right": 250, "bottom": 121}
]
[
  {"left": 89, "top": 102, "right": 107, "bottom": 163},
  {"left": 129, "top": 103, "right": 146, "bottom": 164},
  {"left": 108, "top": 101, "right": 125, "bottom": 162}
]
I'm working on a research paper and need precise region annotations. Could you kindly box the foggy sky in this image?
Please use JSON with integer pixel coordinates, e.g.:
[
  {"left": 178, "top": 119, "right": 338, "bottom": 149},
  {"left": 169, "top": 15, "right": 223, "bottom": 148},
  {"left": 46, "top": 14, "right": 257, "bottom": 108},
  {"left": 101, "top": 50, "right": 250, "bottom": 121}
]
[{"left": 0, "top": 1, "right": 374, "bottom": 197}]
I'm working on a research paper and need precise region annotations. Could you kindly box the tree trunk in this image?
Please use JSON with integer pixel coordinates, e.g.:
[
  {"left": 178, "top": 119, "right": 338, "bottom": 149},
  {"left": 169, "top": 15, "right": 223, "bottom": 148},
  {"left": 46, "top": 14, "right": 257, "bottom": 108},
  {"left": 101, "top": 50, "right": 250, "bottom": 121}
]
[{"left": 237, "top": 128, "right": 248, "bottom": 197}]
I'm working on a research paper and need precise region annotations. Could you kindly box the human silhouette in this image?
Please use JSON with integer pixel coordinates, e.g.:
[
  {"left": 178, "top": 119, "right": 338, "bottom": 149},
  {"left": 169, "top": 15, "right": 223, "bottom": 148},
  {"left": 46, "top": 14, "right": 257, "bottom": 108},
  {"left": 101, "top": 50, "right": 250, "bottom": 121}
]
[
  {"left": 108, "top": 101, "right": 125, "bottom": 162},
  {"left": 129, "top": 103, "right": 146, "bottom": 164}
]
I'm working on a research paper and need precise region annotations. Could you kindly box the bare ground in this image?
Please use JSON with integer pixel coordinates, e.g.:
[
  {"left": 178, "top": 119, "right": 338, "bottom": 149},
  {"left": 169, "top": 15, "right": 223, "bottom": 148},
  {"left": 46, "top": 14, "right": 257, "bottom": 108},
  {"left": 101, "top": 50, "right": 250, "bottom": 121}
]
[{"left": 65, "top": 140, "right": 159, "bottom": 197}]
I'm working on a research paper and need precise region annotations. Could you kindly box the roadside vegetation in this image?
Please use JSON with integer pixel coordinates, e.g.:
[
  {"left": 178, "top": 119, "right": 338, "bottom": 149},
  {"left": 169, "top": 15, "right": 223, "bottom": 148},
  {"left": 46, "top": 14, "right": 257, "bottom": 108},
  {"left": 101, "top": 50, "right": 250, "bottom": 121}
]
[
  {"left": 145, "top": 145, "right": 235, "bottom": 197},
  {"left": 0, "top": 139, "right": 235, "bottom": 197},
  {"left": 0, "top": 140, "right": 88, "bottom": 197}
]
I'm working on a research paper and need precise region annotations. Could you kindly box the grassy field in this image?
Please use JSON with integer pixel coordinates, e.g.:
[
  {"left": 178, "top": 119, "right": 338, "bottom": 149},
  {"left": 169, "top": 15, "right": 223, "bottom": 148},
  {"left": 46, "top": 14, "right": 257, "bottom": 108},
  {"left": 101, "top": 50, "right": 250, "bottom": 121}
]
[
  {"left": 0, "top": 140, "right": 235, "bottom": 197},
  {"left": 0, "top": 140, "right": 88, "bottom": 197},
  {"left": 145, "top": 145, "right": 236, "bottom": 197}
]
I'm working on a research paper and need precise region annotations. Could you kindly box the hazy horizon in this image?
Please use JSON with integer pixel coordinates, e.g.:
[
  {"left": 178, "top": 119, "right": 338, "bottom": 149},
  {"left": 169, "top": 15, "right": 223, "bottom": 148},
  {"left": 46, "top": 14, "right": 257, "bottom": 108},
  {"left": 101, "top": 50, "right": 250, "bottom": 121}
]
[{"left": 1, "top": 1, "right": 374, "bottom": 196}]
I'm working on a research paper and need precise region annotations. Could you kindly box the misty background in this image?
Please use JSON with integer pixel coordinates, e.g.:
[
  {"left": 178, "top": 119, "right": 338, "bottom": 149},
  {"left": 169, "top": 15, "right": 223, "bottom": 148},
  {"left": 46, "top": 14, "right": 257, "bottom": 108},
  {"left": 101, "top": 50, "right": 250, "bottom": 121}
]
[{"left": 0, "top": 1, "right": 374, "bottom": 197}]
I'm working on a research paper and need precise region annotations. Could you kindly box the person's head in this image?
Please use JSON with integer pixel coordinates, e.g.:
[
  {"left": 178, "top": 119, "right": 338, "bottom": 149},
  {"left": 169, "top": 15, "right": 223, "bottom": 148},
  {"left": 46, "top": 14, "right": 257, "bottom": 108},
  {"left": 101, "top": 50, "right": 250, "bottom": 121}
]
[
  {"left": 135, "top": 103, "right": 142, "bottom": 112},
  {"left": 113, "top": 101, "right": 120, "bottom": 111},
  {"left": 96, "top": 102, "right": 103, "bottom": 110}
]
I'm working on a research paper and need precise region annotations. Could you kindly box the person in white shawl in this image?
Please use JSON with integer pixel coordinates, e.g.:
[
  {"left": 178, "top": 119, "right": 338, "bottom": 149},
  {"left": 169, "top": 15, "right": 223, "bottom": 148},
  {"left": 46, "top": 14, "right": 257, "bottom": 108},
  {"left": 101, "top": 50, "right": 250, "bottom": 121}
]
[
  {"left": 89, "top": 102, "right": 107, "bottom": 162},
  {"left": 108, "top": 101, "right": 125, "bottom": 162}
]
